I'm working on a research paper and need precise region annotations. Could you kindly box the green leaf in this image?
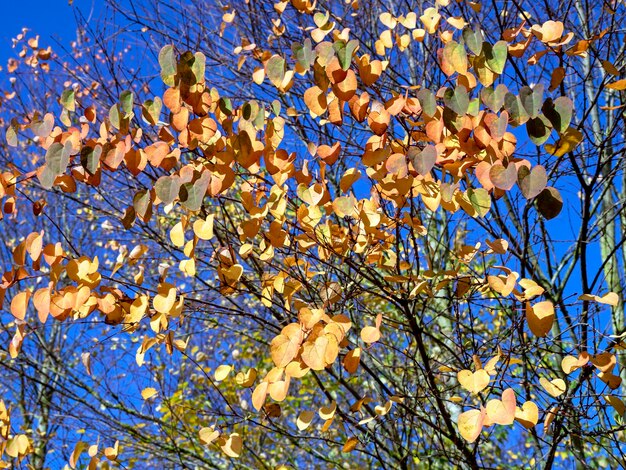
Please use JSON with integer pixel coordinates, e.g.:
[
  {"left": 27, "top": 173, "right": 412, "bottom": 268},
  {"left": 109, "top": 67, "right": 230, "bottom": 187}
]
[
  {"left": 504, "top": 93, "right": 530, "bottom": 126},
  {"left": 60, "top": 88, "right": 76, "bottom": 112},
  {"left": 253, "top": 106, "right": 266, "bottom": 130},
  {"left": 409, "top": 145, "right": 437, "bottom": 176},
  {"left": 30, "top": 113, "right": 54, "bottom": 138},
  {"left": 80, "top": 145, "right": 102, "bottom": 175},
  {"left": 292, "top": 39, "right": 314, "bottom": 70},
  {"left": 462, "top": 26, "right": 483, "bottom": 55},
  {"left": 526, "top": 115, "right": 553, "bottom": 146},
  {"left": 518, "top": 165, "right": 547, "bottom": 199},
  {"left": 542, "top": 96, "right": 572, "bottom": 134},
  {"left": 155, "top": 175, "right": 182, "bottom": 205},
  {"left": 333, "top": 39, "right": 359, "bottom": 71},
  {"left": 442, "top": 107, "right": 465, "bottom": 133},
  {"left": 39, "top": 140, "right": 73, "bottom": 189},
  {"left": 242, "top": 100, "right": 259, "bottom": 121},
  {"left": 142, "top": 97, "right": 163, "bottom": 125},
  {"left": 483, "top": 41, "right": 507, "bottom": 74},
  {"left": 5, "top": 119, "right": 18, "bottom": 147},
  {"left": 468, "top": 187, "right": 491, "bottom": 217},
  {"left": 159, "top": 45, "right": 177, "bottom": 85},
  {"left": 120, "top": 90, "right": 134, "bottom": 117},
  {"left": 473, "top": 55, "right": 495, "bottom": 87},
  {"left": 219, "top": 98, "right": 233, "bottom": 116},
  {"left": 45, "top": 141, "right": 72, "bottom": 175},
  {"left": 271, "top": 99, "right": 281, "bottom": 116},
  {"left": 467, "top": 97, "right": 480, "bottom": 116},
  {"left": 133, "top": 190, "right": 152, "bottom": 220},
  {"left": 109, "top": 104, "right": 121, "bottom": 130},
  {"left": 60, "top": 108, "right": 71, "bottom": 127},
  {"left": 417, "top": 89, "right": 436, "bottom": 117},
  {"left": 480, "top": 84, "right": 508, "bottom": 112},
  {"left": 443, "top": 85, "right": 469, "bottom": 116},
  {"left": 443, "top": 41, "right": 467, "bottom": 74},
  {"left": 519, "top": 84, "right": 544, "bottom": 118},
  {"left": 191, "top": 52, "right": 206, "bottom": 83},
  {"left": 266, "top": 55, "right": 286, "bottom": 88},
  {"left": 180, "top": 171, "right": 210, "bottom": 212},
  {"left": 38, "top": 165, "right": 57, "bottom": 189}
]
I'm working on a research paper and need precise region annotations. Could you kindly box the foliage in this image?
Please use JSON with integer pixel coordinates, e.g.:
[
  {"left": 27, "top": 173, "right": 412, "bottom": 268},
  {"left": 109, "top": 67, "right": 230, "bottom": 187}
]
[{"left": 1, "top": 0, "right": 626, "bottom": 468}]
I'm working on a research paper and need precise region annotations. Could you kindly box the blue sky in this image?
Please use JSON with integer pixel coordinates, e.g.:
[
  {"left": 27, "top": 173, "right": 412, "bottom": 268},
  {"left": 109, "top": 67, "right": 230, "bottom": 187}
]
[{"left": 0, "top": 0, "right": 82, "bottom": 63}]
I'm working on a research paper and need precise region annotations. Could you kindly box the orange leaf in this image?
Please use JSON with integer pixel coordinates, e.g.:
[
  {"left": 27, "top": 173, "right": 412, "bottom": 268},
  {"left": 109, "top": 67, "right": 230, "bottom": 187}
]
[
  {"left": 343, "top": 348, "right": 361, "bottom": 374},
  {"left": 10, "top": 291, "right": 31, "bottom": 320},
  {"left": 526, "top": 300, "right": 554, "bottom": 337},
  {"left": 33, "top": 287, "right": 51, "bottom": 323},
  {"left": 342, "top": 436, "right": 359, "bottom": 452},
  {"left": 606, "top": 79, "right": 626, "bottom": 90}
]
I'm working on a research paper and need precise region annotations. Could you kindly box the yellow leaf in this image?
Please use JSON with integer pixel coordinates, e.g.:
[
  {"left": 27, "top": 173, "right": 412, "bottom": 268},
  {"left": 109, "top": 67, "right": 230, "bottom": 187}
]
[
  {"left": 375, "top": 400, "right": 393, "bottom": 416},
  {"left": 360, "top": 325, "right": 380, "bottom": 344},
  {"left": 296, "top": 410, "right": 315, "bottom": 430},
  {"left": 235, "top": 368, "right": 257, "bottom": 388},
  {"left": 561, "top": 352, "right": 589, "bottom": 374},
  {"left": 458, "top": 409, "right": 484, "bottom": 443},
  {"left": 193, "top": 215, "right": 215, "bottom": 240},
  {"left": 545, "top": 127, "right": 583, "bottom": 157},
  {"left": 540, "top": 377, "right": 566, "bottom": 397},
  {"left": 514, "top": 401, "right": 539, "bottom": 429},
  {"left": 214, "top": 364, "right": 232, "bottom": 382},
  {"left": 301, "top": 335, "right": 336, "bottom": 370},
  {"left": 199, "top": 427, "right": 220, "bottom": 446},
  {"left": 170, "top": 221, "right": 185, "bottom": 247},
  {"left": 252, "top": 381, "right": 268, "bottom": 411},
  {"left": 484, "top": 388, "right": 516, "bottom": 426},
  {"left": 252, "top": 67, "right": 265, "bottom": 85},
  {"left": 319, "top": 401, "right": 337, "bottom": 420},
  {"left": 598, "top": 292, "right": 619, "bottom": 306},
  {"left": 220, "top": 433, "right": 242, "bottom": 458},
  {"left": 153, "top": 282, "right": 176, "bottom": 314},
  {"left": 270, "top": 324, "right": 303, "bottom": 368},
  {"left": 457, "top": 369, "right": 490, "bottom": 394},
  {"left": 70, "top": 441, "right": 89, "bottom": 469},
  {"left": 141, "top": 387, "right": 158, "bottom": 400},
  {"left": 604, "top": 395, "right": 626, "bottom": 416}
]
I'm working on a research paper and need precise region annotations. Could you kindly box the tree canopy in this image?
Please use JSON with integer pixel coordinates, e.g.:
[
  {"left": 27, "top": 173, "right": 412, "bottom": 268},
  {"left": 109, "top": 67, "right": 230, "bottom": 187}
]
[{"left": 1, "top": 0, "right": 626, "bottom": 468}]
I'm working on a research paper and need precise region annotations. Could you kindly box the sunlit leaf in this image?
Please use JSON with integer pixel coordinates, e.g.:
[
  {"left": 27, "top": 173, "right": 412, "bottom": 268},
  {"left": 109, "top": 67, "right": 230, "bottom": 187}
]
[
  {"left": 457, "top": 369, "right": 490, "bottom": 394},
  {"left": 526, "top": 300, "right": 554, "bottom": 337},
  {"left": 458, "top": 408, "right": 484, "bottom": 443},
  {"left": 540, "top": 377, "right": 566, "bottom": 397}
]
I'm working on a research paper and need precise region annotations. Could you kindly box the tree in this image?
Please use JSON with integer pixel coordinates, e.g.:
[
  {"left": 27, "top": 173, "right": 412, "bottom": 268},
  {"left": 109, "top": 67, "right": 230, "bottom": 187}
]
[{"left": 1, "top": 0, "right": 626, "bottom": 468}]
